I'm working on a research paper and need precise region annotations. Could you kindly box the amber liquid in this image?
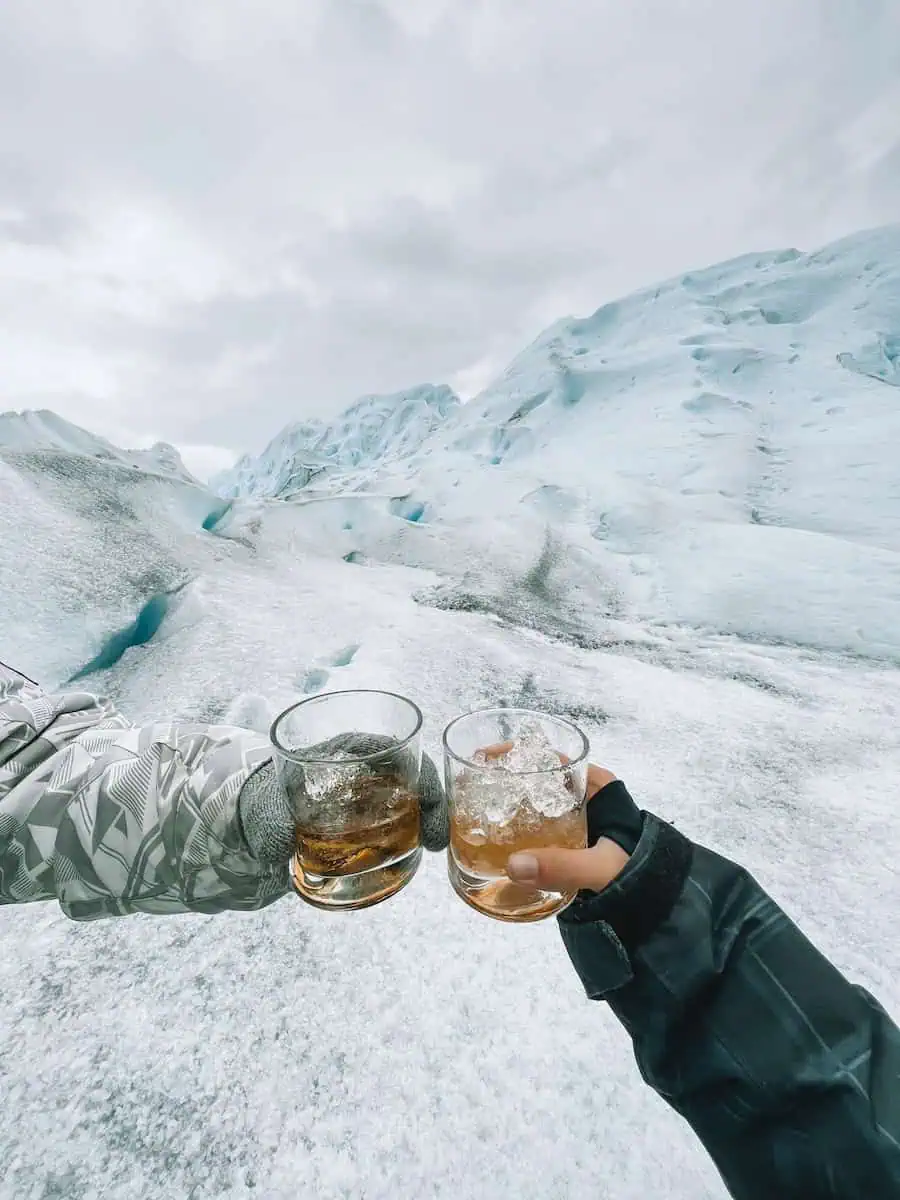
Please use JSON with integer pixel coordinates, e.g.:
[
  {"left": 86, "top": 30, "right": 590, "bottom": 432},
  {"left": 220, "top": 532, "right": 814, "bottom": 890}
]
[
  {"left": 451, "top": 807, "right": 586, "bottom": 874},
  {"left": 449, "top": 805, "right": 586, "bottom": 921},
  {"left": 295, "top": 775, "right": 420, "bottom": 878}
]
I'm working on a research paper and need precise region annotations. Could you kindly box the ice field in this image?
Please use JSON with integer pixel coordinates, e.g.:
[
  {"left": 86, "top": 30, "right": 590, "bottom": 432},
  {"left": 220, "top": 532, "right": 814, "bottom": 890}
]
[{"left": 1, "top": 226, "right": 899, "bottom": 1199}]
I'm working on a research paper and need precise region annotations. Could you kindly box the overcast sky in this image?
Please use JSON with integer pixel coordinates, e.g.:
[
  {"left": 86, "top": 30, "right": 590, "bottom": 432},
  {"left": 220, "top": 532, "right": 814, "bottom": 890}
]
[{"left": 1, "top": 0, "right": 898, "bottom": 478}]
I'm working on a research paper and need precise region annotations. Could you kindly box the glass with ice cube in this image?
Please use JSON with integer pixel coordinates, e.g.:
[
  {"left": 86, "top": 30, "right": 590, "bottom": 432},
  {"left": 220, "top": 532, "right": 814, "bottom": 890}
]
[
  {"left": 271, "top": 690, "right": 424, "bottom": 911},
  {"left": 443, "top": 708, "right": 589, "bottom": 922}
]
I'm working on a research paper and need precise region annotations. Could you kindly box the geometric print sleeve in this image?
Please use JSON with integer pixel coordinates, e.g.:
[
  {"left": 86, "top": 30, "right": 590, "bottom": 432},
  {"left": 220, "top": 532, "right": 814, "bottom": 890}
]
[
  {"left": 559, "top": 809, "right": 900, "bottom": 1200},
  {"left": 0, "top": 666, "right": 288, "bottom": 920}
]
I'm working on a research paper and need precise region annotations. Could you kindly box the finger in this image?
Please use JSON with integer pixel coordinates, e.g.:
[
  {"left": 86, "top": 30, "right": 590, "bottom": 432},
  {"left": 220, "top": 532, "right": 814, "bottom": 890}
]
[
  {"left": 478, "top": 741, "right": 515, "bottom": 760},
  {"left": 559, "top": 757, "right": 616, "bottom": 797},
  {"left": 507, "top": 839, "right": 629, "bottom": 893},
  {"left": 587, "top": 764, "right": 617, "bottom": 797}
]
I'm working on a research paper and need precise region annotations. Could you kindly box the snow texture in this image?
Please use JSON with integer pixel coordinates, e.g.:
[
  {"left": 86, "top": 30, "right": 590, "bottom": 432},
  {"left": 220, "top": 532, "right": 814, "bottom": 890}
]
[{"left": 1, "top": 226, "right": 900, "bottom": 1200}]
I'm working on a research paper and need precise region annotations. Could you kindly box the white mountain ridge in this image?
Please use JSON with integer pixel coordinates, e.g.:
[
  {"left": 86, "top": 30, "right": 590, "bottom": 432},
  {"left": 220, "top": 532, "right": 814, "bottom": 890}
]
[{"left": 0, "top": 407, "right": 199, "bottom": 484}]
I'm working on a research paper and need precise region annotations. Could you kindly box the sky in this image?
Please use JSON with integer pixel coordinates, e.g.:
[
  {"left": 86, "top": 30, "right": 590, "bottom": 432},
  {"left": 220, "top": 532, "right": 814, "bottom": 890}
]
[{"left": 1, "top": 0, "right": 898, "bottom": 480}]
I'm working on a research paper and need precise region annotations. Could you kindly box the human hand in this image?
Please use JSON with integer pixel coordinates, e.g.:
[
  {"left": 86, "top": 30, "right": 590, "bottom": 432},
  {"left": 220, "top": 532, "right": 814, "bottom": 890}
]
[{"left": 506, "top": 764, "right": 631, "bottom": 894}]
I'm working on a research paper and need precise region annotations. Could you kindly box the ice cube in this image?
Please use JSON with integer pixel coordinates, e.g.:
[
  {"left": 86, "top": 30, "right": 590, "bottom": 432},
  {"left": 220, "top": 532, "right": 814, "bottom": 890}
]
[
  {"left": 454, "top": 718, "right": 579, "bottom": 824},
  {"left": 459, "top": 826, "right": 488, "bottom": 847}
]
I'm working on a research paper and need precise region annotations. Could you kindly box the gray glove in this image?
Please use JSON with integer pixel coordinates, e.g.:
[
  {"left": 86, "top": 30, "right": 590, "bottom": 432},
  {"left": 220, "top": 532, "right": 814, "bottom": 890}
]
[{"left": 239, "top": 733, "right": 449, "bottom": 865}]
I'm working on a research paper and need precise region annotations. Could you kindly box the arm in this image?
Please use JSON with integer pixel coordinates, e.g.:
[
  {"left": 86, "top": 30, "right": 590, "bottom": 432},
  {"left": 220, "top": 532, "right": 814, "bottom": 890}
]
[
  {"left": 554, "top": 783, "right": 900, "bottom": 1199},
  {"left": 0, "top": 665, "right": 288, "bottom": 920}
]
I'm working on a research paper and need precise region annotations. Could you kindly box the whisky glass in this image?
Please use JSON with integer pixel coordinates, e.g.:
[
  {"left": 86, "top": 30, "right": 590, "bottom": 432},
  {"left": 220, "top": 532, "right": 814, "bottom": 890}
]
[
  {"left": 271, "top": 690, "right": 424, "bottom": 911},
  {"left": 444, "top": 707, "right": 589, "bottom": 922}
]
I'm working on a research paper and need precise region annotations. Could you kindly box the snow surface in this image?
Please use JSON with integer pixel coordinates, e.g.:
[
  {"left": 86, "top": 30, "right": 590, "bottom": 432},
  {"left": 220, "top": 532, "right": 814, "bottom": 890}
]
[{"left": 1, "top": 226, "right": 900, "bottom": 1200}]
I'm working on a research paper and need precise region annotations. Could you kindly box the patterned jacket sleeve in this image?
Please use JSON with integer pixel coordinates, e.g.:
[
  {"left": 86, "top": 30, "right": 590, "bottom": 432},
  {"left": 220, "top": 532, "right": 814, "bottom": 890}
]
[
  {"left": 559, "top": 809, "right": 900, "bottom": 1199},
  {"left": 0, "top": 666, "right": 288, "bottom": 920}
]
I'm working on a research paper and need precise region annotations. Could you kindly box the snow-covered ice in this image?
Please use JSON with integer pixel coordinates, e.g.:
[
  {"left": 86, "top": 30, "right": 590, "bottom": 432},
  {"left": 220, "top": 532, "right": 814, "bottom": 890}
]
[
  {"left": 213, "top": 385, "right": 461, "bottom": 501},
  {"left": 1, "top": 226, "right": 899, "bottom": 1199}
]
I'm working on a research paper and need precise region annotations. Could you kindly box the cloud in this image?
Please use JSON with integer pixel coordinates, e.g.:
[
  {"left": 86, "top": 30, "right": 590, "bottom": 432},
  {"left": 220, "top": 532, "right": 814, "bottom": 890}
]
[
  {"left": 171, "top": 442, "right": 239, "bottom": 482},
  {"left": 0, "top": 0, "right": 898, "bottom": 456}
]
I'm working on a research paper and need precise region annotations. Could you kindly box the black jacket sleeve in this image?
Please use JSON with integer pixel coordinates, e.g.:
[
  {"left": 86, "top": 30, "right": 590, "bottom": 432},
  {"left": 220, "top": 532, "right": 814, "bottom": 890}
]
[{"left": 559, "top": 788, "right": 900, "bottom": 1200}]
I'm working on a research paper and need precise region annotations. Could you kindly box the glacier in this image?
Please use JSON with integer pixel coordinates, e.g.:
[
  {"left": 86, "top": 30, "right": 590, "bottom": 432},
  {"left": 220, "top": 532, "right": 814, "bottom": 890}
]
[
  {"left": 213, "top": 225, "right": 900, "bottom": 662},
  {"left": 0, "top": 408, "right": 201, "bottom": 484},
  {"left": 1, "top": 226, "right": 899, "bottom": 1200},
  {"left": 213, "top": 384, "right": 461, "bottom": 500}
]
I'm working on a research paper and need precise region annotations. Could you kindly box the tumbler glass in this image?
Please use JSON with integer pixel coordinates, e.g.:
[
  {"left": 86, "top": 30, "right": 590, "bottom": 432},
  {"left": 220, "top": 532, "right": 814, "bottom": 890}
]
[
  {"left": 444, "top": 707, "right": 589, "bottom": 922},
  {"left": 271, "top": 689, "right": 424, "bottom": 911}
]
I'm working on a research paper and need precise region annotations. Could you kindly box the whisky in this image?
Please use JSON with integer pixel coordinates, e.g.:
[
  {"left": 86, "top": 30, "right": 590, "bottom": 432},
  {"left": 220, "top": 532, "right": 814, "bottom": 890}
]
[
  {"left": 449, "top": 794, "right": 587, "bottom": 921},
  {"left": 451, "top": 806, "right": 586, "bottom": 877},
  {"left": 295, "top": 773, "right": 420, "bottom": 877}
]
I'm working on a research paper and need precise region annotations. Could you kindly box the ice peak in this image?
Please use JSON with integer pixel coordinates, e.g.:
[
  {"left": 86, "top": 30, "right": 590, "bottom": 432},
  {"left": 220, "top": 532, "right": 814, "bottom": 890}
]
[
  {"left": 212, "top": 383, "right": 461, "bottom": 499},
  {"left": 0, "top": 408, "right": 197, "bottom": 483}
]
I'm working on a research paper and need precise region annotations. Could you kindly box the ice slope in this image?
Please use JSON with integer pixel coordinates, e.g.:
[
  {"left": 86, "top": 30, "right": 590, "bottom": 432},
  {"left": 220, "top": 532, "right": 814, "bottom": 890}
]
[
  {"left": 0, "top": 414, "right": 234, "bottom": 683},
  {"left": 1, "top": 227, "right": 899, "bottom": 1200},
  {"left": 212, "top": 383, "right": 460, "bottom": 499},
  {"left": 217, "top": 225, "right": 900, "bottom": 661},
  {"left": 0, "top": 407, "right": 199, "bottom": 484},
  {"left": 441, "top": 227, "right": 900, "bottom": 541}
]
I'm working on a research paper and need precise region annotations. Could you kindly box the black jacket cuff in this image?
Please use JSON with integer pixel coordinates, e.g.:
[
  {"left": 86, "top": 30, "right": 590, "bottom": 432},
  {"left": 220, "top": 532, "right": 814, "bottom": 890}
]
[
  {"left": 586, "top": 779, "right": 644, "bottom": 855},
  {"left": 559, "top": 810, "right": 693, "bottom": 986}
]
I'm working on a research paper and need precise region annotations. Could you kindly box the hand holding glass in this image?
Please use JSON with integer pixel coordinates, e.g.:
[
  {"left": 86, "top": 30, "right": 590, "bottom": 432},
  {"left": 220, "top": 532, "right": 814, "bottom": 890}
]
[
  {"left": 270, "top": 690, "right": 424, "bottom": 911},
  {"left": 443, "top": 708, "right": 589, "bottom": 921}
]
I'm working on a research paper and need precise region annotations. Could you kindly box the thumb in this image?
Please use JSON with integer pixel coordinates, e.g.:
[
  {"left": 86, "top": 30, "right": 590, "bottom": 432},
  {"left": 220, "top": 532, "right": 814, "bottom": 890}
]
[{"left": 507, "top": 839, "right": 629, "bottom": 894}]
